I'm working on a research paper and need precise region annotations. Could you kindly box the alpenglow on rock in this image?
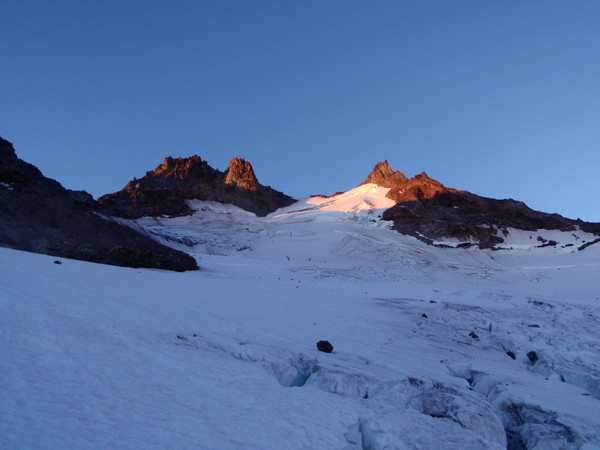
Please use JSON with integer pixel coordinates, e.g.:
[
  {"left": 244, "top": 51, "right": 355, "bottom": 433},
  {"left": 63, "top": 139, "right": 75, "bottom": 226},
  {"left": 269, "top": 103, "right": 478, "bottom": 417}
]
[
  {"left": 98, "top": 155, "right": 296, "bottom": 218},
  {"left": 358, "top": 160, "right": 600, "bottom": 249},
  {"left": 0, "top": 137, "right": 198, "bottom": 271},
  {"left": 225, "top": 156, "right": 259, "bottom": 191},
  {"left": 361, "top": 160, "right": 461, "bottom": 203}
]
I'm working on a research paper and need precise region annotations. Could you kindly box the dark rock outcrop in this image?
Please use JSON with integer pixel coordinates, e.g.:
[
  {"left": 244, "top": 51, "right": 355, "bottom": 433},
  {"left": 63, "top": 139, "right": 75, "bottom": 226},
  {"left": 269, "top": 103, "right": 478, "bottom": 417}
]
[
  {"left": 362, "top": 161, "right": 463, "bottom": 203},
  {"left": 316, "top": 340, "right": 334, "bottom": 353},
  {"left": 0, "top": 137, "right": 198, "bottom": 271},
  {"left": 98, "top": 155, "right": 295, "bottom": 218},
  {"left": 332, "top": 161, "right": 600, "bottom": 249},
  {"left": 359, "top": 160, "right": 600, "bottom": 249},
  {"left": 382, "top": 192, "right": 600, "bottom": 249}
]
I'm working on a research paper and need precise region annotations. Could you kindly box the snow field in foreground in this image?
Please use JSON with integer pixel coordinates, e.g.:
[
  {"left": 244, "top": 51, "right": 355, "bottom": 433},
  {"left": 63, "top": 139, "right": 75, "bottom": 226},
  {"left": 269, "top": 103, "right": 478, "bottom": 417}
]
[{"left": 2, "top": 199, "right": 600, "bottom": 448}]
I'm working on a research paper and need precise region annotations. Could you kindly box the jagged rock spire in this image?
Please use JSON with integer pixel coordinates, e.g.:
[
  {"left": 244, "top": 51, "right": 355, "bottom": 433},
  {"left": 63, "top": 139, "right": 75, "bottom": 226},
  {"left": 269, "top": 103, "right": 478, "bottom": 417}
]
[
  {"left": 362, "top": 161, "right": 407, "bottom": 187},
  {"left": 225, "top": 157, "right": 259, "bottom": 191},
  {"left": 98, "top": 153, "right": 295, "bottom": 217},
  {"left": 147, "top": 155, "right": 218, "bottom": 181},
  {"left": 361, "top": 160, "right": 460, "bottom": 203},
  {"left": 0, "top": 137, "right": 198, "bottom": 271}
]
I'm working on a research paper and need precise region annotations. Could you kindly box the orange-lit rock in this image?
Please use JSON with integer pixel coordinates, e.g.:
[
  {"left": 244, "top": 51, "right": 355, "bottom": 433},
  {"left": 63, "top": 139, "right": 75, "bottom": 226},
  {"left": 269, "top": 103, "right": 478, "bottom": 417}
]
[
  {"left": 362, "top": 161, "right": 463, "bottom": 203},
  {"left": 98, "top": 154, "right": 295, "bottom": 218},
  {"left": 225, "top": 157, "right": 259, "bottom": 191}
]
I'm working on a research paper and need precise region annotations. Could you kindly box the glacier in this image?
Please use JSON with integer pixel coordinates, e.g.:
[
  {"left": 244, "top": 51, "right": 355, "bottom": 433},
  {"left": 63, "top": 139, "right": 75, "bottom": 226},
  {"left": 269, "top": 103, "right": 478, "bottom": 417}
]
[{"left": 1, "top": 189, "right": 599, "bottom": 449}]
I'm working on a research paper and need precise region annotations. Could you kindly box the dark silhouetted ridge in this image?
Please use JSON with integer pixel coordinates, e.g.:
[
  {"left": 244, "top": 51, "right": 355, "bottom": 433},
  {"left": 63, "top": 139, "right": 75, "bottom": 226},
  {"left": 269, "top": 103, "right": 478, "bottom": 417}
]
[
  {"left": 98, "top": 155, "right": 296, "bottom": 218},
  {"left": 0, "top": 137, "right": 198, "bottom": 271}
]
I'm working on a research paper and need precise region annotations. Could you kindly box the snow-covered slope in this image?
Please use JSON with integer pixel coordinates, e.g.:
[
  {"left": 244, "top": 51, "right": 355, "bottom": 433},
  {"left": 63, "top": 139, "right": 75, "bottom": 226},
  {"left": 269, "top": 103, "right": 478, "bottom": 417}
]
[
  {"left": 275, "top": 183, "right": 396, "bottom": 216},
  {"left": 2, "top": 201, "right": 600, "bottom": 449}
]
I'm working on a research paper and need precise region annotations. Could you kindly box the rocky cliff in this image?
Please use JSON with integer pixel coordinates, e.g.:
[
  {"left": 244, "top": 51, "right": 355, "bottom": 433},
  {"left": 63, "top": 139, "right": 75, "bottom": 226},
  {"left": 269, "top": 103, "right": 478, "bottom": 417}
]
[
  {"left": 98, "top": 155, "right": 296, "bottom": 218},
  {"left": 0, "top": 138, "right": 198, "bottom": 271},
  {"left": 362, "top": 161, "right": 462, "bottom": 203},
  {"left": 225, "top": 156, "right": 259, "bottom": 191},
  {"left": 361, "top": 160, "right": 600, "bottom": 249},
  {"left": 381, "top": 190, "right": 600, "bottom": 249}
]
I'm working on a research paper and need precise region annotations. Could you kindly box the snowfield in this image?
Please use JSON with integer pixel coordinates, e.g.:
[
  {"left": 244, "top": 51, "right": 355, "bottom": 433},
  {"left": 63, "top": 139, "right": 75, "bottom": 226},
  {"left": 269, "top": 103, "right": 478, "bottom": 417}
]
[{"left": 2, "top": 189, "right": 600, "bottom": 449}]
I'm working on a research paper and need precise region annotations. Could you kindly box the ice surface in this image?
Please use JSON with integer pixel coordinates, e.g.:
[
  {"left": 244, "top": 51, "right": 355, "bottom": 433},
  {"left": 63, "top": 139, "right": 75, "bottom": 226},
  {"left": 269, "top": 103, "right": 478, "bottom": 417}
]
[{"left": 1, "top": 200, "right": 600, "bottom": 448}]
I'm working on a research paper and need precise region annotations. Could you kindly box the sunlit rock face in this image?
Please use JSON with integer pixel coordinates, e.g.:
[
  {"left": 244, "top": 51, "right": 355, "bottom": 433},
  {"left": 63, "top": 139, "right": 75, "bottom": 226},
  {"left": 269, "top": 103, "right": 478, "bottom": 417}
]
[
  {"left": 363, "top": 161, "right": 408, "bottom": 187},
  {"left": 98, "top": 155, "right": 295, "bottom": 218},
  {"left": 357, "top": 160, "right": 600, "bottom": 249},
  {"left": 381, "top": 189, "right": 600, "bottom": 250},
  {"left": 0, "top": 137, "right": 198, "bottom": 271},
  {"left": 225, "top": 156, "right": 259, "bottom": 191},
  {"left": 362, "top": 161, "right": 461, "bottom": 203}
]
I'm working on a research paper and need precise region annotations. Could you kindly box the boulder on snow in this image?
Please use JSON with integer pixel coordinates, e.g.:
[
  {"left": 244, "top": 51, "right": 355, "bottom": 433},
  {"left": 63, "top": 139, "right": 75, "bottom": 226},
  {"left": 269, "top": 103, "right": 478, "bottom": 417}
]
[{"left": 316, "top": 340, "right": 334, "bottom": 353}]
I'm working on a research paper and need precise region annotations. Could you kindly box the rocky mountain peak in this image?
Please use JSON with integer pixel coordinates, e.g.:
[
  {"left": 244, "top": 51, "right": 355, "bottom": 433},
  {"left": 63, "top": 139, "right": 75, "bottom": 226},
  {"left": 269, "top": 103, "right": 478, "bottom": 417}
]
[
  {"left": 99, "top": 154, "right": 295, "bottom": 218},
  {"left": 360, "top": 160, "right": 459, "bottom": 203},
  {"left": 1, "top": 137, "right": 43, "bottom": 182},
  {"left": 225, "top": 156, "right": 259, "bottom": 191},
  {"left": 363, "top": 160, "right": 407, "bottom": 187},
  {"left": 1, "top": 137, "right": 17, "bottom": 160},
  {"left": 0, "top": 137, "right": 198, "bottom": 271},
  {"left": 149, "top": 155, "right": 216, "bottom": 181}
]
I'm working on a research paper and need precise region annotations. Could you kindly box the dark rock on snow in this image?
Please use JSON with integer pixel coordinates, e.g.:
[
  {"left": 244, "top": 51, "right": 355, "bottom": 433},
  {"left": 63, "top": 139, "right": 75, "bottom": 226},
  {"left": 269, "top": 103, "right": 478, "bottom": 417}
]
[
  {"left": 579, "top": 237, "right": 600, "bottom": 252},
  {"left": 527, "top": 351, "right": 539, "bottom": 363},
  {"left": 316, "top": 340, "right": 334, "bottom": 353},
  {"left": 357, "top": 160, "right": 600, "bottom": 249},
  {"left": 98, "top": 155, "right": 296, "bottom": 218},
  {"left": 382, "top": 191, "right": 600, "bottom": 249},
  {"left": 0, "top": 137, "right": 197, "bottom": 271}
]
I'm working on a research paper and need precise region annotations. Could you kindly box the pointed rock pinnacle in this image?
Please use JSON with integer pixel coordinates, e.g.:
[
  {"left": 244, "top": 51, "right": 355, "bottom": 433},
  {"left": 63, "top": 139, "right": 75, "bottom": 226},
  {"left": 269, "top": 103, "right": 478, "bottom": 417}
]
[{"left": 225, "top": 156, "right": 259, "bottom": 191}]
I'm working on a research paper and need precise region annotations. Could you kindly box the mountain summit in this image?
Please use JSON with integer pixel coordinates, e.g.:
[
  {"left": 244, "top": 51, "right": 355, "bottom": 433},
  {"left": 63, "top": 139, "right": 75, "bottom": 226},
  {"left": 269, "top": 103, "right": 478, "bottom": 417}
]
[
  {"left": 0, "top": 138, "right": 197, "bottom": 271},
  {"left": 98, "top": 155, "right": 295, "bottom": 218},
  {"left": 348, "top": 160, "right": 600, "bottom": 249},
  {"left": 362, "top": 160, "right": 407, "bottom": 186},
  {"left": 225, "top": 157, "right": 259, "bottom": 191},
  {"left": 362, "top": 161, "right": 461, "bottom": 203}
]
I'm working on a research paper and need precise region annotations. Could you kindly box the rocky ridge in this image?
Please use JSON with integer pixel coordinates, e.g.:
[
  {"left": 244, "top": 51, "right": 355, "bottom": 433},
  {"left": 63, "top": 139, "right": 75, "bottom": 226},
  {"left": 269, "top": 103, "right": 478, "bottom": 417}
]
[
  {"left": 360, "top": 161, "right": 600, "bottom": 249},
  {"left": 383, "top": 192, "right": 600, "bottom": 249},
  {"left": 225, "top": 156, "right": 259, "bottom": 191},
  {"left": 362, "top": 160, "right": 462, "bottom": 203},
  {"left": 0, "top": 138, "right": 197, "bottom": 271},
  {"left": 98, "top": 155, "right": 295, "bottom": 218}
]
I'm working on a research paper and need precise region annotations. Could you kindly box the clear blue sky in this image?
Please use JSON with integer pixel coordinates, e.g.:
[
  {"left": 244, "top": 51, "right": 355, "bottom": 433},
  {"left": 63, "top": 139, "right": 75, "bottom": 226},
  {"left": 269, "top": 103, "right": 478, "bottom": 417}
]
[{"left": 2, "top": 1, "right": 599, "bottom": 221}]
